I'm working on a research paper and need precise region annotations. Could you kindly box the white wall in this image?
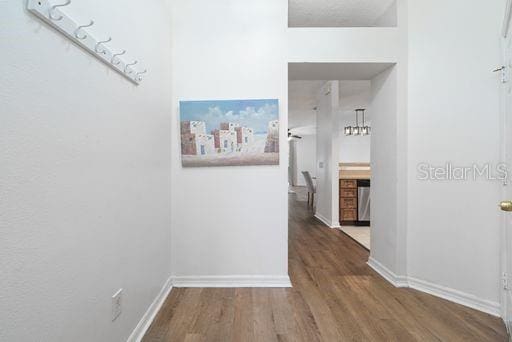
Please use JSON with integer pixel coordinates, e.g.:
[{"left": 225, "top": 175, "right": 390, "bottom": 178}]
[
  {"left": 407, "top": 0, "right": 503, "bottom": 309},
  {"left": 339, "top": 126, "right": 371, "bottom": 163},
  {"left": 338, "top": 81, "right": 372, "bottom": 163},
  {"left": 0, "top": 1, "right": 172, "bottom": 341},
  {"left": 169, "top": 0, "right": 289, "bottom": 282},
  {"left": 373, "top": 1, "right": 397, "bottom": 27},
  {"left": 370, "top": 66, "right": 399, "bottom": 272},
  {"left": 288, "top": 27, "right": 403, "bottom": 63},
  {"left": 289, "top": 109, "right": 317, "bottom": 129},
  {"left": 315, "top": 81, "right": 341, "bottom": 227},
  {"left": 296, "top": 135, "right": 317, "bottom": 186}
]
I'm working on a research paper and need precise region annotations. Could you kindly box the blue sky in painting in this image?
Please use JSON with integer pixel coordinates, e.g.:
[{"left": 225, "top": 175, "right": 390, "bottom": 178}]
[{"left": 180, "top": 99, "right": 279, "bottom": 134}]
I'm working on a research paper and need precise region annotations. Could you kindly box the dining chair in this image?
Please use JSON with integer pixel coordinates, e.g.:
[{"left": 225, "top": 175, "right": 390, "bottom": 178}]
[{"left": 302, "top": 171, "right": 316, "bottom": 207}]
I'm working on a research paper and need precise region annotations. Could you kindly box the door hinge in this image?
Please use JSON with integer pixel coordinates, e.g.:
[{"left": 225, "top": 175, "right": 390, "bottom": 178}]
[{"left": 503, "top": 272, "right": 509, "bottom": 290}]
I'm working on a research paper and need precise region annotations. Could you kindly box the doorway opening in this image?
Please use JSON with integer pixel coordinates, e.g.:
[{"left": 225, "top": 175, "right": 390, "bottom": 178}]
[{"left": 288, "top": 62, "right": 397, "bottom": 255}]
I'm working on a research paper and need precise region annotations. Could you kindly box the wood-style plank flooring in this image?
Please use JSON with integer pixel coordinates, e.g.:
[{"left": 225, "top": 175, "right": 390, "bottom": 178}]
[{"left": 143, "top": 189, "right": 507, "bottom": 341}]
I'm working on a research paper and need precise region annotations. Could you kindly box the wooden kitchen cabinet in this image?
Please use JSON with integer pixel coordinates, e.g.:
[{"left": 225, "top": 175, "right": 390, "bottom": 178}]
[{"left": 340, "top": 179, "right": 358, "bottom": 225}]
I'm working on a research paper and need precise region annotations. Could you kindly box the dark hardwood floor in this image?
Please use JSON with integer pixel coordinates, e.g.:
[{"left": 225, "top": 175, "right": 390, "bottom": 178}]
[{"left": 143, "top": 190, "right": 507, "bottom": 341}]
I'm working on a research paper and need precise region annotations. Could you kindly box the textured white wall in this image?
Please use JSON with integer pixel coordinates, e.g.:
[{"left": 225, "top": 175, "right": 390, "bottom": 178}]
[
  {"left": 296, "top": 135, "right": 317, "bottom": 187},
  {"left": 169, "top": 0, "right": 288, "bottom": 280},
  {"left": 289, "top": 0, "right": 396, "bottom": 27},
  {"left": 0, "top": 1, "right": 172, "bottom": 341},
  {"left": 407, "top": 0, "right": 503, "bottom": 307}
]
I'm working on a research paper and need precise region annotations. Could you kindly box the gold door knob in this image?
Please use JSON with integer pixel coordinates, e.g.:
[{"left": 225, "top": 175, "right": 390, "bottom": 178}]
[{"left": 500, "top": 201, "right": 512, "bottom": 212}]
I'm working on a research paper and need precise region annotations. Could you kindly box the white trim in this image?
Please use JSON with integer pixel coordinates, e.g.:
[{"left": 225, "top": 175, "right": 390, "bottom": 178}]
[
  {"left": 503, "top": 0, "right": 512, "bottom": 38},
  {"left": 368, "top": 258, "right": 501, "bottom": 317},
  {"left": 171, "top": 275, "right": 292, "bottom": 288},
  {"left": 407, "top": 277, "right": 501, "bottom": 317},
  {"left": 367, "top": 257, "right": 408, "bottom": 287},
  {"left": 127, "top": 276, "right": 173, "bottom": 342},
  {"left": 314, "top": 213, "right": 340, "bottom": 229}
]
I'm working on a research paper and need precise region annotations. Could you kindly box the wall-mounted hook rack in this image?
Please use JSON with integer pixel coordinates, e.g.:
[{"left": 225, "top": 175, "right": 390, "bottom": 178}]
[{"left": 27, "top": 0, "right": 146, "bottom": 85}]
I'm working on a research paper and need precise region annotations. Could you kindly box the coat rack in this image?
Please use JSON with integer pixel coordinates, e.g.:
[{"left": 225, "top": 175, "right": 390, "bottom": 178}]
[{"left": 27, "top": 0, "right": 147, "bottom": 85}]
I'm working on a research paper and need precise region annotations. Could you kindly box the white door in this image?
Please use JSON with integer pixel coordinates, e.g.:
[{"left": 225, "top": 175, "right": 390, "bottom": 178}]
[{"left": 500, "top": 4, "right": 512, "bottom": 330}]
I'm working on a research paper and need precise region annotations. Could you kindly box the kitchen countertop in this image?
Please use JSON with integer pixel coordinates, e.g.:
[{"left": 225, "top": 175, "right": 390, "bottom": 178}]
[
  {"left": 339, "top": 162, "right": 371, "bottom": 180},
  {"left": 339, "top": 171, "right": 371, "bottom": 180}
]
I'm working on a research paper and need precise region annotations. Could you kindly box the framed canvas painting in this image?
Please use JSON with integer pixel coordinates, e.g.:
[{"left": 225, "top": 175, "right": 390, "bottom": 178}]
[{"left": 179, "top": 99, "right": 279, "bottom": 167}]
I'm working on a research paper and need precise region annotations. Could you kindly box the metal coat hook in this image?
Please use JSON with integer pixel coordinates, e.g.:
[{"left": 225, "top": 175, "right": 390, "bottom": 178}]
[
  {"left": 95, "top": 37, "right": 112, "bottom": 54},
  {"left": 27, "top": 0, "right": 144, "bottom": 85},
  {"left": 49, "top": 0, "right": 71, "bottom": 21},
  {"left": 136, "top": 69, "right": 147, "bottom": 81},
  {"left": 74, "top": 20, "right": 94, "bottom": 40},
  {"left": 111, "top": 50, "right": 126, "bottom": 65},
  {"left": 124, "top": 60, "right": 138, "bottom": 74}
]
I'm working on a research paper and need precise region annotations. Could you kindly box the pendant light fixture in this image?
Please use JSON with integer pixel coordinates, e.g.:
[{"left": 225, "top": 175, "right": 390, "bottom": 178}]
[
  {"left": 345, "top": 109, "right": 371, "bottom": 136},
  {"left": 344, "top": 110, "right": 358, "bottom": 136},
  {"left": 344, "top": 125, "right": 352, "bottom": 136},
  {"left": 359, "top": 109, "right": 371, "bottom": 136}
]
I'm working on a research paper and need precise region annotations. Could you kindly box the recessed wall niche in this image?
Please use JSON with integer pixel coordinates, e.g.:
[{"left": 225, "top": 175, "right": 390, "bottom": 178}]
[{"left": 288, "top": 0, "right": 397, "bottom": 28}]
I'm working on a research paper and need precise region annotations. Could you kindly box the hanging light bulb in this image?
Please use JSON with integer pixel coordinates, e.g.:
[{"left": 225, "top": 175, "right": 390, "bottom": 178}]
[
  {"left": 352, "top": 109, "right": 360, "bottom": 136},
  {"left": 346, "top": 109, "right": 371, "bottom": 136},
  {"left": 360, "top": 109, "right": 369, "bottom": 136}
]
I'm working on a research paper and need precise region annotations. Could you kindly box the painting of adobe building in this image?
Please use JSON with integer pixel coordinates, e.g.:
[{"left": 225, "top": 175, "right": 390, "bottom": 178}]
[{"left": 180, "top": 99, "right": 279, "bottom": 167}]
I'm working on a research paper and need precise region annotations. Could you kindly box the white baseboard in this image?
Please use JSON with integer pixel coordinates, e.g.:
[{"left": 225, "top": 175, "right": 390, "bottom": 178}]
[
  {"left": 367, "top": 257, "right": 408, "bottom": 287},
  {"left": 367, "top": 257, "right": 500, "bottom": 317},
  {"left": 314, "top": 213, "right": 340, "bottom": 229},
  {"left": 407, "top": 277, "right": 501, "bottom": 317},
  {"left": 127, "top": 276, "right": 173, "bottom": 342},
  {"left": 171, "top": 275, "right": 292, "bottom": 288}
]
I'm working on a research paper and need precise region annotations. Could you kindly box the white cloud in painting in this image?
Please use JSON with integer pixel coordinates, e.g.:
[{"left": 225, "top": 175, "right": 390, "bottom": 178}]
[{"left": 202, "top": 103, "right": 278, "bottom": 133}]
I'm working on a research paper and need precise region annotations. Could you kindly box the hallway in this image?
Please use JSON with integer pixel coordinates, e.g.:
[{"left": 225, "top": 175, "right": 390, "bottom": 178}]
[{"left": 143, "top": 193, "right": 507, "bottom": 341}]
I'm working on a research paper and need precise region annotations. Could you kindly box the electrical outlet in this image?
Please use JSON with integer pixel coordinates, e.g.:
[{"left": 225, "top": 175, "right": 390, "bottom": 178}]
[{"left": 112, "top": 289, "right": 123, "bottom": 321}]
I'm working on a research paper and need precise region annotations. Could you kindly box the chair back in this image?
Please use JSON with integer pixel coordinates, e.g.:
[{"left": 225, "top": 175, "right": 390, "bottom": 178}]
[{"left": 301, "top": 171, "right": 315, "bottom": 193}]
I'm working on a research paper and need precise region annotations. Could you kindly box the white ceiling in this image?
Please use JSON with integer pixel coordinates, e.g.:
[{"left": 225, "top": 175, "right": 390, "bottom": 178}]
[
  {"left": 289, "top": 63, "right": 394, "bottom": 81},
  {"left": 289, "top": 80, "right": 325, "bottom": 111},
  {"left": 289, "top": 80, "right": 371, "bottom": 134},
  {"left": 289, "top": 80, "right": 371, "bottom": 112},
  {"left": 288, "top": 62, "right": 389, "bottom": 132},
  {"left": 288, "top": 0, "right": 396, "bottom": 27}
]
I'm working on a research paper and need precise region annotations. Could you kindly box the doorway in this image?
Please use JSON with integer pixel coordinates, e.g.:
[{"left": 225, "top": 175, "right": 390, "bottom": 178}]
[{"left": 288, "top": 62, "right": 400, "bottom": 260}]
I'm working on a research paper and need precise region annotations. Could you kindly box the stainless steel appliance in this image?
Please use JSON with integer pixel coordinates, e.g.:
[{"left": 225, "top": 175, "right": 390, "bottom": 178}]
[{"left": 357, "top": 179, "right": 370, "bottom": 225}]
